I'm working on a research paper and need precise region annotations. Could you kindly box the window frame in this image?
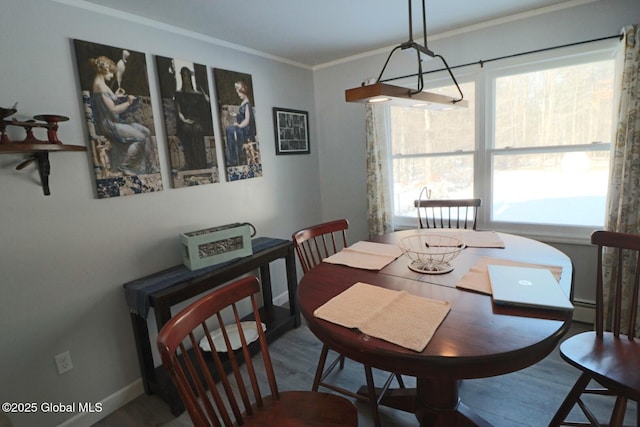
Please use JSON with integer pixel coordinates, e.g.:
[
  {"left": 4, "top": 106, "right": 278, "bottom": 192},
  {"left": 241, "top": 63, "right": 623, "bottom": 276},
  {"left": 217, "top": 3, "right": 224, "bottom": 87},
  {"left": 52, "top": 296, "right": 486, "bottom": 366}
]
[{"left": 390, "top": 40, "right": 618, "bottom": 243}]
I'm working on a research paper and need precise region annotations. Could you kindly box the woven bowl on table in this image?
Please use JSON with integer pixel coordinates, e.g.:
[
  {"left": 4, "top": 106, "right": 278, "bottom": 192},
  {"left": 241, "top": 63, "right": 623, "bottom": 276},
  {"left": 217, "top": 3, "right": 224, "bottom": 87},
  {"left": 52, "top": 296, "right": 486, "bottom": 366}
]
[{"left": 399, "top": 234, "right": 465, "bottom": 274}]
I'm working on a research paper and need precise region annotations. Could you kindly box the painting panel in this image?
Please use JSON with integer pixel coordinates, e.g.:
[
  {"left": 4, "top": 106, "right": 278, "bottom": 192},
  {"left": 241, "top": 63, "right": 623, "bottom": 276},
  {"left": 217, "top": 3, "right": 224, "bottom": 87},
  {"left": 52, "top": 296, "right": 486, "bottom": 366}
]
[
  {"left": 73, "top": 39, "right": 162, "bottom": 198},
  {"left": 213, "top": 68, "right": 262, "bottom": 181},
  {"left": 156, "top": 56, "right": 219, "bottom": 187}
]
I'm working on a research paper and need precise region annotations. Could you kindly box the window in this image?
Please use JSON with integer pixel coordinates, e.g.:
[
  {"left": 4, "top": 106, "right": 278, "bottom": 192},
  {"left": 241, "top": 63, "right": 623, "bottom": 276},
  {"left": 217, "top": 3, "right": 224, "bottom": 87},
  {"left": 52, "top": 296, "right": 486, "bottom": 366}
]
[
  {"left": 490, "top": 60, "right": 613, "bottom": 228},
  {"left": 389, "top": 44, "right": 616, "bottom": 239}
]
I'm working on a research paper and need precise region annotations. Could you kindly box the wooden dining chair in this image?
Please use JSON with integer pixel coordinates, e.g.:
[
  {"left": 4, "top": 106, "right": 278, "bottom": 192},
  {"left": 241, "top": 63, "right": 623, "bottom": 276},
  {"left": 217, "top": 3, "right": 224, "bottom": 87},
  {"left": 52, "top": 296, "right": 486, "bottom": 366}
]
[
  {"left": 414, "top": 198, "right": 482, "bottom": 230},
  {"left": 292, "top": 219, "right": 405, "bottom": 427},
  {"left": 156, "top": 275, "right": 358, "bottom": 427},
  {"left": 549, "top": 230, "right": 640, "bottom": 426}
]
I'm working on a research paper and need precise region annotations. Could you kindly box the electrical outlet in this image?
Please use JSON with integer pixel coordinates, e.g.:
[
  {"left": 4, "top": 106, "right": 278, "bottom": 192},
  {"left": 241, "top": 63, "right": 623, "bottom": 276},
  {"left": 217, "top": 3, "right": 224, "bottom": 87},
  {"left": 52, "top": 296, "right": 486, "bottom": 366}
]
[{"left": 55, "top": 350, "right": 73, "bottom": 375}]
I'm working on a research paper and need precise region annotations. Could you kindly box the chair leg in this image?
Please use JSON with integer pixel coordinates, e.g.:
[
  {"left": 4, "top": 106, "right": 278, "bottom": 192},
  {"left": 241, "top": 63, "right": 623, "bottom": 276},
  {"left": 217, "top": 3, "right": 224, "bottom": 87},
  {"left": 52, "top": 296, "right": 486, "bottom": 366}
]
[
  {"left": 364, "top": 364, "right": 382, "bottom": 427},
  {"left": 312, "top": 344, "right": 330, "bottom": 391},
  {"left": 313, "top": 344, "right": 399, "bottom": 427},
  {"left": 549, "top": 372, "right": 591, "bottom": 427},
  {"left": 609, "top": 396, "right": 627, "bottom": 427}
]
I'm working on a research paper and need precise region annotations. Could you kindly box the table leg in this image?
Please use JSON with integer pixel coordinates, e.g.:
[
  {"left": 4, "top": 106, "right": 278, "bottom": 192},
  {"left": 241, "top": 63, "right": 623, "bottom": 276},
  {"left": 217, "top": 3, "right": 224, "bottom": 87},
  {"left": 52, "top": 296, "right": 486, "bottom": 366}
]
[
  {"left": 414, "top": 379, "right": 492, "bottom": 427},
  {"left": 285, "top": 245, "right": 301, "bottom": 326},
  {"left": 129, "top": 312, "right": 155, "bottom": 394},
  {"left": 359, "top": 378, "right": 492, "bottom": 426},
  {"left": 358, "top": 385, "right": 416, "bottom": 412},
  {"left": 259, "top": 263, "right": 273, "bottom": 309}
]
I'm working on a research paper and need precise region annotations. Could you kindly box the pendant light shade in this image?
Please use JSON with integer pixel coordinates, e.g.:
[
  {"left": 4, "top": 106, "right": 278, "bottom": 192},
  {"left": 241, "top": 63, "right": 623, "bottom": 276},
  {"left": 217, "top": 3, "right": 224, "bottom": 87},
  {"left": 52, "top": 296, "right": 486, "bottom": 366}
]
[
  {"left": 345, "top": 0, "right": 466, "bottom": 110},
  {"left": 345, "top": 82, "right": 467, "bottom": 110}
]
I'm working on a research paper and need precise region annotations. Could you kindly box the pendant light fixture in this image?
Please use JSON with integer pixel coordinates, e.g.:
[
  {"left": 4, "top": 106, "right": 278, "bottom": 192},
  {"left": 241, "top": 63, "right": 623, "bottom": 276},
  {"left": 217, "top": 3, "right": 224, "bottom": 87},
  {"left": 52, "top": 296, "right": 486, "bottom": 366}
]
[{"left": 345, "top": 0, "right": 467, "bottom": 110}]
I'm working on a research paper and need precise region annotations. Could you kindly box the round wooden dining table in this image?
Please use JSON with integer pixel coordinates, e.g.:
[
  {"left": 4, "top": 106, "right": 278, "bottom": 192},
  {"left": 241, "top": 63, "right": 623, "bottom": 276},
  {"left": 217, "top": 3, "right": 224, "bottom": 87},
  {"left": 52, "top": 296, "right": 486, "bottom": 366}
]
[{"left": 297, "top": 229, "right": 574, "bottom": 427}]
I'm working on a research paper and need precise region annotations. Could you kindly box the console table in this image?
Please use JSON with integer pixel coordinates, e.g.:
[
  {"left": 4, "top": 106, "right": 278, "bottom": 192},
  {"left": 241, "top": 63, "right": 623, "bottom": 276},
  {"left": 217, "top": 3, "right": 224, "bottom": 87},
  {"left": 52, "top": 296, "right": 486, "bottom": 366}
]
[{"left": 123, "top": 237, "right": 299, "bottom": 415}]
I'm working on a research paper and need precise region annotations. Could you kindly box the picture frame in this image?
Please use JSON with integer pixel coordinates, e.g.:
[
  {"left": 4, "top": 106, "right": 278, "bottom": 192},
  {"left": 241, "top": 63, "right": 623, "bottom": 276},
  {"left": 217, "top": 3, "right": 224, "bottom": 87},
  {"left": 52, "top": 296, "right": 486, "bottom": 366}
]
[{"left": 273, "top": 107, "right": 309, "bottom": 155}]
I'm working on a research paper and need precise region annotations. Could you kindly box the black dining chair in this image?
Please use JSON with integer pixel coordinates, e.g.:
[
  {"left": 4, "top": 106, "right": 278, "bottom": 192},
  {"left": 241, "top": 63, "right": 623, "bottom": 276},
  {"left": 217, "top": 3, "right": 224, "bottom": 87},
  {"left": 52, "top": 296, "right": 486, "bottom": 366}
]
[{"left": 549, "top": 230, "right": 640, "bottom": 426}]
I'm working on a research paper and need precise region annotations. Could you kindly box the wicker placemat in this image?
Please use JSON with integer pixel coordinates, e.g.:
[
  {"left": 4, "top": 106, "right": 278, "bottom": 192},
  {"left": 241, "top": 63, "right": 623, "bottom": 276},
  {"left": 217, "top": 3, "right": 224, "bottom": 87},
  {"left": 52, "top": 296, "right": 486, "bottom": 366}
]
[
  {"left": 323, "top": 241, "right": 403, "bottom": 270},
  {"left": 314, "top": 282, "right": 450, "bottom": 352},
  {"left": 417, "top": 229, "right": 506, "bottom": 248}
]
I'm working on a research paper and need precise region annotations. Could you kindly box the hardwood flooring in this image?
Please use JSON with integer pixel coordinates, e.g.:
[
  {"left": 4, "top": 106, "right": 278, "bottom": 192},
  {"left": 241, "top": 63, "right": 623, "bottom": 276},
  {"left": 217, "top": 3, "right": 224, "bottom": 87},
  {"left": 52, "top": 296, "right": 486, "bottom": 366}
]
[{"left": 93, "top": 321, "right": 637, "bottom": 426}]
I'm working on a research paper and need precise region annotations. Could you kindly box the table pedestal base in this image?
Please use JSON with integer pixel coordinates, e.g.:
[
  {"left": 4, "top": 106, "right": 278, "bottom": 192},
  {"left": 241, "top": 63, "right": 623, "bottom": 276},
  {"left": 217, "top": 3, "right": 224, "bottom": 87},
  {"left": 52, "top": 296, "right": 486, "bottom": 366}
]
[{"left": 358, "top": 379, "right": 492, "bottom": 427}]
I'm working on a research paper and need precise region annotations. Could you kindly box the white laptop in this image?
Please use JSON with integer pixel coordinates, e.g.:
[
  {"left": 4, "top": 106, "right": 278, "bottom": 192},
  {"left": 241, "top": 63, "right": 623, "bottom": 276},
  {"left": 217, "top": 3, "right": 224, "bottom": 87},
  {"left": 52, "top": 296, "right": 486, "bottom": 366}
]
[{"left": 488, "top": 265, "right": 574, "bottom": 311}]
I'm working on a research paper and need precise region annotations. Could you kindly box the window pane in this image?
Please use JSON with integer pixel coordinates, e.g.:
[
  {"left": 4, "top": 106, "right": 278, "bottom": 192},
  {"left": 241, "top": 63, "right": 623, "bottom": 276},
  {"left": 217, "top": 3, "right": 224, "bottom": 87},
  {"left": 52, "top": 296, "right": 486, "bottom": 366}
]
[
  {"left": 492, "top": 150, "right": 610, "bottom": 226},
  {"left": 393, "top": 155, "right": 474, "bottom": 218},
  {"left": 390, "top": 82, "right": 475, "bottom": 155},
  {"left": 494, "top": 61, "right": 614, "bottom": 149},
  {"left": 391, "top": 82, "right": 475, "bottom": 220}
]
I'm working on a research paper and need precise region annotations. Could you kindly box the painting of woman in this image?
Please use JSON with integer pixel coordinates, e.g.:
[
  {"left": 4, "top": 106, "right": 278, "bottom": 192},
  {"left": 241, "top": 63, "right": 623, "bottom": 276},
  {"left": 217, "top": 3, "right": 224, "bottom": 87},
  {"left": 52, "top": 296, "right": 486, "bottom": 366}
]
[
  {"left": 73, "top": 40, "right": 162, "bottom": 198},
  {"left": 89, "top": 55, "right": 153, "bottom": 176},
  {"left": 225, "top": 81, "right": 256, "bottom": 166},
  {"left": 213, "top": 68, "right": 262, "bottom": 181}
]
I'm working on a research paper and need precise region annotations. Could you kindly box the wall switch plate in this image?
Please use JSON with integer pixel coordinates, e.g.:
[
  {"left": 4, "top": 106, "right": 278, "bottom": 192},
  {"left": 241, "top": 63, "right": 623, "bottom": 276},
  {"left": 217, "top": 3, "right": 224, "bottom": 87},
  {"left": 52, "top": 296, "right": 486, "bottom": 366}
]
[{"left": 55, "top": 350, "right": 73, "bottom": 375}]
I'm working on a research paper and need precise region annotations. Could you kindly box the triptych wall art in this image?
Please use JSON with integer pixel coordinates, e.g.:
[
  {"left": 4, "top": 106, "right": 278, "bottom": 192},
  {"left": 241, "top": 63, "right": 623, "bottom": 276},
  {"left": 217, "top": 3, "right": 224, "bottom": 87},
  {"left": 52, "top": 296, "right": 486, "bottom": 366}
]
[{"left": 72, "top": 39, "right": 302, "bottom": 198}]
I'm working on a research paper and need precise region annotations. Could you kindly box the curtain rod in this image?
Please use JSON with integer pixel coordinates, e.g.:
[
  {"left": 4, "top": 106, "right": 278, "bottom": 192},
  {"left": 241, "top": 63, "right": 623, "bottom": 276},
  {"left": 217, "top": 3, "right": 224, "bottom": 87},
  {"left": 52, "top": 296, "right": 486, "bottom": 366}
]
[{"left": 380, "top": 33, "right": 623, "bottom": 84}]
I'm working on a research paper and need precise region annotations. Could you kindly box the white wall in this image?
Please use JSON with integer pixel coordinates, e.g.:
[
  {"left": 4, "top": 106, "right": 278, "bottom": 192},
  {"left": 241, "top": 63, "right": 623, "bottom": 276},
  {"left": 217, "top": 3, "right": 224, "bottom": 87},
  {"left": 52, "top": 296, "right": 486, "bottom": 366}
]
[
  {"left": 0, "top": 1, "right": 321, "bottom": 426},
  {"left": 313, "top": 0, "right": 640, "bottom": 305}
]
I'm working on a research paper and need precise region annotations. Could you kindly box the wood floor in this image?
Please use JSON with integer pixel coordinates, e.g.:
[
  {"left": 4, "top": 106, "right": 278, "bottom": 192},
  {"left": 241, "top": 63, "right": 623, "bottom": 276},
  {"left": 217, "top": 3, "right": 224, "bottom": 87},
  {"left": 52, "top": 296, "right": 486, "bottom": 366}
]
[{"left": 93, "top": 321, "right": 637, "bottom": 427}]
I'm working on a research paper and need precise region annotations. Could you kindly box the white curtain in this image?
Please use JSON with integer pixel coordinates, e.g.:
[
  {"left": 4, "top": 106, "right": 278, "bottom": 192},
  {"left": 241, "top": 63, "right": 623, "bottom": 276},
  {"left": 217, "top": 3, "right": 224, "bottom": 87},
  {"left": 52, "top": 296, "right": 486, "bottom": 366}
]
[
  {"left": 365, "top": 104, "right": 394, "bottom": 237},
  {"left": 604, "top": 24, "right": 640, "bottom": 335}
]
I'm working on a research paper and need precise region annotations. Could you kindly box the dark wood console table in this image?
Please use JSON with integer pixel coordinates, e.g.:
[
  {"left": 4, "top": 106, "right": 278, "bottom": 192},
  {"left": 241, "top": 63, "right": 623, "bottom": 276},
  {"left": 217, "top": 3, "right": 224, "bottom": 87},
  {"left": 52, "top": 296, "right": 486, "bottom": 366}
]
[{"left": 123, "top": 237, "right": 299, "bottom": 415}]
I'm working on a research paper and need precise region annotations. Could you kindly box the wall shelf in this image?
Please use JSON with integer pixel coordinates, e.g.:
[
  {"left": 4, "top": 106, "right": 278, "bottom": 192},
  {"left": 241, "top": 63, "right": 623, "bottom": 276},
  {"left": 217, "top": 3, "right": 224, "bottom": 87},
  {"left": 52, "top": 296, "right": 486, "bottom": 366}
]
[
  {"left": 0, "top": 110, "right": 86, "bottom": 195},
  {"left": 0, "top": 143, "right": 87, "bottom": 154}
]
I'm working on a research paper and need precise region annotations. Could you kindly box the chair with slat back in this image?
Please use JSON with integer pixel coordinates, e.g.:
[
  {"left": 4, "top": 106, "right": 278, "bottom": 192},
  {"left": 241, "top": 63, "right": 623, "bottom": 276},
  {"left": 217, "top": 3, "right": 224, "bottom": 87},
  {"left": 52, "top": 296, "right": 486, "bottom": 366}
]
[
  {"left": 414, "top": 198, "right": 482, "bottom": 230},
  {"left": 156, "top": 275, "right": 358, "bottom": 427},
  {"left": 292, "top": 219, "right": 405, "bottom": 427},
  {"left": 292, "top": 219, "right": 350, "bottom": 274},
  {"left": 550, "top": 230, "right": 640, "bottom": 427}
]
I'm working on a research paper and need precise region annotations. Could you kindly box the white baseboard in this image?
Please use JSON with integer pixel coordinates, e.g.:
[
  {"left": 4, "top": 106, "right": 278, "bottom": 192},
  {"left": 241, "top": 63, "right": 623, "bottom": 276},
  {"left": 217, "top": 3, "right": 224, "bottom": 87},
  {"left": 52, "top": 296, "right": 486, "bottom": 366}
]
[
  {"left": 572, "top": 300, "right": 595, "bottom": 324},
  {"left": 273, "top": 290, "right": 290, "bottom": 306},
  {"left": 57, "top": 379, "right": 144, "bottom": 427}
]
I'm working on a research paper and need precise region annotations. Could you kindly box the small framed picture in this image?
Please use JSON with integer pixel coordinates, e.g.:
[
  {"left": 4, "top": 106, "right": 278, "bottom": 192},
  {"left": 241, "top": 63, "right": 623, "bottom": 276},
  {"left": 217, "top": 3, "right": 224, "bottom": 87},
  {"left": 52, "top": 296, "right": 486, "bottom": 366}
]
[{"left": 273, "top": 107, "right": 310, "bottom": 155}]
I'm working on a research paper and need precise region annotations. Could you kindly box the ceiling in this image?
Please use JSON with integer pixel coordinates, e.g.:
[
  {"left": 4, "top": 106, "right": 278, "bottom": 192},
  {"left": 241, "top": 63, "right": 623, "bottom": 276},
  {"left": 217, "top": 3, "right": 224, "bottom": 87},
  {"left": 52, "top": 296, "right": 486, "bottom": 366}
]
[{"left": 78, "top": 0, "right": 590, "bottom": 67}]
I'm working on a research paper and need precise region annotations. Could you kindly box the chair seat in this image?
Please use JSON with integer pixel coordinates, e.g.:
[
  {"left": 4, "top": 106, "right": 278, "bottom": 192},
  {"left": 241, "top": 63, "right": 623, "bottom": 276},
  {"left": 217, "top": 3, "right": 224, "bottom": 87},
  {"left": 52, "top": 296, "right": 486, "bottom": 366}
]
[
  {"left": 243, "top": 391, "right": 358, "bottom": 427},
  {"left": 560, "top": 331, "right": 640, "bottom": 401}
]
